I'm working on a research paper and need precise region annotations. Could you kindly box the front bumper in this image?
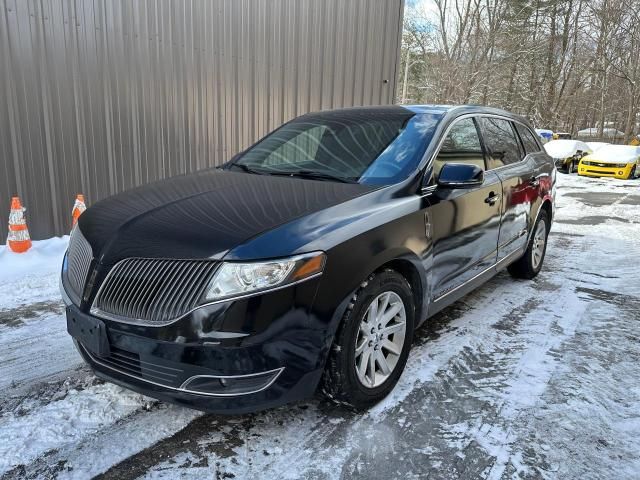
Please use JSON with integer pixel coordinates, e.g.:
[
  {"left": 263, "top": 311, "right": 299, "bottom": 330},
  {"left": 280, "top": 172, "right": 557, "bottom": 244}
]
[
  {"left": 62, "top": 275, "right": 331, "bottom": 414},
  {"left": 578, "top": 163, "right": 634, "bottom": 179}
]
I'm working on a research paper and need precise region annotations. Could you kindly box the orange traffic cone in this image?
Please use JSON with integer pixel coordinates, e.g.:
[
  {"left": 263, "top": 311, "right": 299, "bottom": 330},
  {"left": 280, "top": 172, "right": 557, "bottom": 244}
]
[
  {"left": 7, "top": 196, "right": 32, "bottom": 253},
  {"left": 71, "top": 194, "right": 87, "bottom": 228}
]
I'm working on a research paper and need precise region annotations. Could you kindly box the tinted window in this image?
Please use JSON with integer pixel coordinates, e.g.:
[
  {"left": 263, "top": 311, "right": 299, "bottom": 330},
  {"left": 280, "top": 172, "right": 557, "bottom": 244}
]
[
  {"left": 433, "top": 118, "right": 485, "bottom": 179},
  {"left": 515, "top": 123, "right": 541, "bottom": 154},
  {"left": 233, "top": 109, "right": 443, "bottom": 185},
  {"left": 478, "top": 117, "right": 523, "bottom": 169}
]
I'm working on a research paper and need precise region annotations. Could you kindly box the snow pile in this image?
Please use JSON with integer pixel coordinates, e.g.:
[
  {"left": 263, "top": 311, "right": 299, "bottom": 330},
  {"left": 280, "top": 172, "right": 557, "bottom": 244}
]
[
  {"left": 0, "top": 236, "right": 69, "bottom": 283},
  {"left": 0, "top": 236, "right": 68, "bottom": 312},
  {"left": 543, "top": 139, "right": 591, "bottom": 158}
]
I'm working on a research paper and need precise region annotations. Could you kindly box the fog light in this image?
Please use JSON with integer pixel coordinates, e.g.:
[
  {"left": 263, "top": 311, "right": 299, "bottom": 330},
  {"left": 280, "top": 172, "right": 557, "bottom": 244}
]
[
  {"left": 619, "top": 171, "right": 624, "bottom": 175},
  {"left": 180, "top": 368, "right": 283, "bottom": 396}
]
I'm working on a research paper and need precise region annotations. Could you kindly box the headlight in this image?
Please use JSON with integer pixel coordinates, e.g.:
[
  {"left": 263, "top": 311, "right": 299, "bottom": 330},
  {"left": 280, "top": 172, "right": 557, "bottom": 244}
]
[{"left": 203, "top": 252, "right": 326, "bottom": 302}]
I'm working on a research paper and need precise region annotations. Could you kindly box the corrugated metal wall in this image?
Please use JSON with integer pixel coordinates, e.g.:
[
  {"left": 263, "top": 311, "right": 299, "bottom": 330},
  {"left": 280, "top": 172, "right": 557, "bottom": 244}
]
[{"left": 0, "top": 0, "right": 404, "bottom": 240}]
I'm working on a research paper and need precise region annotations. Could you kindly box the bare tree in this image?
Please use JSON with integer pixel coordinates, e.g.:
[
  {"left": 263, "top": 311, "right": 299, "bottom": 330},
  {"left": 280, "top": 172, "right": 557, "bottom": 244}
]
[{"left": 399, "top": 0, "right": 640, "bottom": 139}]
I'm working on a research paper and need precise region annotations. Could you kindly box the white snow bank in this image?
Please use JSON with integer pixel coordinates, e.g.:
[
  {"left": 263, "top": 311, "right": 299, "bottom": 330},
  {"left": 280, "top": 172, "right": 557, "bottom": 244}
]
[{"left": 0, "top": 236, "right": 69, "bottom": 283}]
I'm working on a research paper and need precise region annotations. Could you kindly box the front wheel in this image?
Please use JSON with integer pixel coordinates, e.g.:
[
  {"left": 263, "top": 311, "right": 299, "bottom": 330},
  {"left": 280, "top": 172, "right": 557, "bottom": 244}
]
[
  {"left": 508, "top": 210, "right": 550, "bottom": 279},
  {"left": 321, "top": 269, "right": 415, "bottom": 409}
]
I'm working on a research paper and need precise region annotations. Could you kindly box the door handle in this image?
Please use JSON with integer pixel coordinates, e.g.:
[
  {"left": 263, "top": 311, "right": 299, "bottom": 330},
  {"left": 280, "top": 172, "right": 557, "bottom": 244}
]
[{"left": 484, "top": 192, "right": 500, "bottom": 205}]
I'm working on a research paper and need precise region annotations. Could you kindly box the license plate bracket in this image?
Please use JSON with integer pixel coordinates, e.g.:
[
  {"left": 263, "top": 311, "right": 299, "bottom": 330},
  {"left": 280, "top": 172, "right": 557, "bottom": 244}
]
[{"left": 66, "top": 308, "right": 110, "bottom": 357}]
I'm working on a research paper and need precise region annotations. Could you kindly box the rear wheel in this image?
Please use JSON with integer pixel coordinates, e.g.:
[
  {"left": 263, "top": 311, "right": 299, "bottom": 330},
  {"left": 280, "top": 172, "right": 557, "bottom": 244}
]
[
  {"left": 321, "top": 269, "right": 415, "bottom": 409},
  {"left": 508, "top": 210, "right": 549, "bottom": 280}
]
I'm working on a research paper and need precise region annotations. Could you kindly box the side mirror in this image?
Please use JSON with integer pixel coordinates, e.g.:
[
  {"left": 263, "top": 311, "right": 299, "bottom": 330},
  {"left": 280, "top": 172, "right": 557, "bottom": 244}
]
[{"left": 437, "top": 163, "right": 484, "bottom": 188}]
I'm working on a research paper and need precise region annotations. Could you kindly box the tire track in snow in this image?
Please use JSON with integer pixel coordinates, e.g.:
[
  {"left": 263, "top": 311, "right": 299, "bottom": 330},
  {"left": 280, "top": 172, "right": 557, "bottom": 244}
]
[
  {"left": 1, "top": 402, "right": 200, "bottom": 480},
  {"left": 0, "top": 380, "right": 164, "bottom": 477},
  {"left": 508, "top": 270, "right": 640, "bottom": 479}
]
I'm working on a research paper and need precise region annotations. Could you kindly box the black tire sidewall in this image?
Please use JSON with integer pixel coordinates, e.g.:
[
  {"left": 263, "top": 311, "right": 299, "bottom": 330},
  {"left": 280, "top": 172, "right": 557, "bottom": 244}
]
[{"left": 338, "top": 271, "right": 415, "bottom": 404}]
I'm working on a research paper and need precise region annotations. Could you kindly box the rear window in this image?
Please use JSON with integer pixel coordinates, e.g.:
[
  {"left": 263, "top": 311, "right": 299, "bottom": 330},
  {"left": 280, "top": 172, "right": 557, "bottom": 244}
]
[
  {"left": 515, "top": 124, "right": 541, "bottom": 154},
  {"left": 478, "top": 117, "right": 523, "bottom": 169}
]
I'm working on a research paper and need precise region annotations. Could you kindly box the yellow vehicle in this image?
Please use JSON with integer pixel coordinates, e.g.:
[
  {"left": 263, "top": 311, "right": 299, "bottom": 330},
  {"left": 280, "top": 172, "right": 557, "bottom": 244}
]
[
  {"left": 578, "top": 145, "right": 640, "bottom": 179},
  {"left": 553, "top": 132, "right": 572, "bottom": 140}
]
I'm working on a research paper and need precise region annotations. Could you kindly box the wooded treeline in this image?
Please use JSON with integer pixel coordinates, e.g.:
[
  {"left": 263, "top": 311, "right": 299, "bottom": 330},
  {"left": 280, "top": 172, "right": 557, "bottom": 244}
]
[{"left": 399, "top": 0, "right": 640, "bottom": 140}]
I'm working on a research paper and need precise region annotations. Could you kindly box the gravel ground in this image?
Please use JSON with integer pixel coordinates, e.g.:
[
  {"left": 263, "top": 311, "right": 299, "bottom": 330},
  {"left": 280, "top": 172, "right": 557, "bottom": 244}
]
[{"left": 0, "top": 173, "right": 638, "bottom": 480}]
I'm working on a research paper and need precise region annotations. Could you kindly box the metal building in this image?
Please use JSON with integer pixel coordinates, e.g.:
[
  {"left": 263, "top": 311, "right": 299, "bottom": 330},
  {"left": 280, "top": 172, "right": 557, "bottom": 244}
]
[{"left": 0, "top": 0, "right": 404, "bottom": 240}]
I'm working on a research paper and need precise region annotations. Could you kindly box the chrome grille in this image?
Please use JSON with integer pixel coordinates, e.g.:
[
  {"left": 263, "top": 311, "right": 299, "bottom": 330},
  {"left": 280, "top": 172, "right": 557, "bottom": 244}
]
[
  {"left": 66, "top": 228, "right": 94, "bottom": 302},
  {"left": 92, "top": 258, "right": 219, "bottom": 324},
  {"left": 583, "top": 161, "right": 626, "bottom": 168}
]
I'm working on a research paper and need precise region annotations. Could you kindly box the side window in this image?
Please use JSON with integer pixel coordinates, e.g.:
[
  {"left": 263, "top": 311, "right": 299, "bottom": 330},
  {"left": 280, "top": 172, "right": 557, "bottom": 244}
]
[
  {"left": 478, "top": 117, "right": 523, "bottom": 169},
  {"left": 515, "top": 123, "right": 542, "bottom": 154},
  {"left": 433, "top": 118, "right": 485, "bottom": 179}
]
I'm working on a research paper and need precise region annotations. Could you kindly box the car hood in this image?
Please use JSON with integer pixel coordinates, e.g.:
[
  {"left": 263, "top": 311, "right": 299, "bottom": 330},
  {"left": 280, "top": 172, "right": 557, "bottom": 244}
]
[
  {"left": 78, "top": 169, "right": 377, "bottom": 265},
  {"left": 583, "top": 147, "right": 640, "bottom": 164}
]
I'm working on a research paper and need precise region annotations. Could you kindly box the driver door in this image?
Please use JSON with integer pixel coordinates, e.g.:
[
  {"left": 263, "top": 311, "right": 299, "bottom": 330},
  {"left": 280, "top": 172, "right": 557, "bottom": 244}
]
[{"left": 424, "top": 117, "right": 502, "bottom": 300}]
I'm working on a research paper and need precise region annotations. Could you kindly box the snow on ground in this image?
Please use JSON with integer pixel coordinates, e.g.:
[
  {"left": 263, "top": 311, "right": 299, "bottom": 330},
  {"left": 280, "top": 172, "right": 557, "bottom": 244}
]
[
  {"left": 0, "top": 173, "right": 639, "bottom": 479},
  {"left": 0, "top": 236, "right": 68, "bottom": 312},
  {"left": 0, "top": 313, "right": 80, "bottom": 392},
  {"left": 0, "top": 383, "right": 147, "bottom": 470}
]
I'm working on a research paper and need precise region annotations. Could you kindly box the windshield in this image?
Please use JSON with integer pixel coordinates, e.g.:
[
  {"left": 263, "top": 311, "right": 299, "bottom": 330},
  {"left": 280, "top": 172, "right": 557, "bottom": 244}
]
[{"left": 228, "top": 108, "right": 443, "bottom": 185}]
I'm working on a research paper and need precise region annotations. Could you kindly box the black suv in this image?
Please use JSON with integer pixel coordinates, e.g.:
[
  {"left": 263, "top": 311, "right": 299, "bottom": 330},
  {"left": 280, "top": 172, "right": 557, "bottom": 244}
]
[{"left": 61, "top": 105, "right": 555, "bottom": 413}]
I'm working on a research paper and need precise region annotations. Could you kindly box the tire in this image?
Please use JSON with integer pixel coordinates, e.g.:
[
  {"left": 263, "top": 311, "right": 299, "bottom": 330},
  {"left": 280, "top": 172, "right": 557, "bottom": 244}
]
[
  {"left": 508, "top": 210, "right": 550, "bottom": 280},
  {"left": 321, "top": 269, "right": 415, "bottom": 409}
]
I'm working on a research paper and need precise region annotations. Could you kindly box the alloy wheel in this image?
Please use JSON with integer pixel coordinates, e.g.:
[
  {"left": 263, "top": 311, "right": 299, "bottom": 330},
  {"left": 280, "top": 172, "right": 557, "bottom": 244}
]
[
  {"left": 354, "top": 291, "right": 407, "bottom": 388},
  {"left": 531, "top": 219, "right": 547, "bottom": 269}
]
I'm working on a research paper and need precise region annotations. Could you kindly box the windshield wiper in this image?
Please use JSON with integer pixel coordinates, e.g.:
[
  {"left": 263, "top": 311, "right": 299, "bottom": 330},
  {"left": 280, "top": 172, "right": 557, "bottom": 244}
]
[
  {"left": 226, "top": 163, "right": 265, "bottom": 175},
  {"left": 267, "top": 170, "right": 358, "bottom": 184}
]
